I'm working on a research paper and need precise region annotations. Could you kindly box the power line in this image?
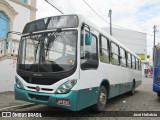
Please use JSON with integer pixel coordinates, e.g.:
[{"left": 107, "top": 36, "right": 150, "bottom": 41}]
[
  {"left": 82, "top": 0, "right": 160, "bottom": 39},
  {"left": 54, "top": 0, "right": 73, "bottom": 14},
  {"left": 82, "top": 0, "right": 110, "bottom": 24},
  {"left": 147, "top": 33, "right": 160, "bottom": 38},
  {"left": 45, "top": 0, "right": 105, "bottom": 27},
  {"left": 44, "top": 0, "right": 64, "bottom": 14},
  {"left": 45, "top": 0, "right": 160, "bottom": 39}
]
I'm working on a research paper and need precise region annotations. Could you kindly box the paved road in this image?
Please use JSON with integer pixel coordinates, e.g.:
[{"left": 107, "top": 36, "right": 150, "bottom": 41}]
[{"left": 1, "top": 77, "right": 160, "bottom": 120}]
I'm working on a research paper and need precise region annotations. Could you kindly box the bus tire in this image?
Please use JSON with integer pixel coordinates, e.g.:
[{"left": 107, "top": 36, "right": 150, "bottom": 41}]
[
  {"left": 92, "top": 86, "right": 107, "bottom": 112},
  {"left": 129, "top": 82, "right": 135, "bottom": 96},
  {"left": 157, "top": 92, "right": 160, "bottom": 97}
]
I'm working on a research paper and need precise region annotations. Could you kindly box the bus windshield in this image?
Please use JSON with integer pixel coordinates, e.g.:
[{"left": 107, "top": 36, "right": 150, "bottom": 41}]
[
  {"left": 153, "top": 46, "right": 160, "bottom": 67},
  {"left": 18, "top": 30, "right": 77, "bottom": 73}
]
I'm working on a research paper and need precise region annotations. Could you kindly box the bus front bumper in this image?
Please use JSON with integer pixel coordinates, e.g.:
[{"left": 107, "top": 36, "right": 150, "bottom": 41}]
[
  {"left": 14, "top": 85, "right": 78, "bottom": 111},
  {"left": 153, "top": 83, "right": 160, "bottom": 92}
]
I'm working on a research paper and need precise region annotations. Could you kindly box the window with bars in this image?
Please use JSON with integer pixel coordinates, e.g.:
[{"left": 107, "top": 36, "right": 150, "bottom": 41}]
[
  {"left": 132, "top": 55, "right": 136, "bottom": 69},
  {"left": 127, "top": 52, "right": 132, "bottom": 68},
  {"left": 111, "top": 42, "right": 120, "bottom": 65},
  {"left": 136, "top": 58, "right": 139, "bottom": 70},
  {"left": 120, "top": 48, "right": 127, "bottom": 67},
  {"left": 21, "top": 0, "right": 27, "bottom": 3},
  {"left": 100, "top": 36, "right": 110, "bottom": 64}
]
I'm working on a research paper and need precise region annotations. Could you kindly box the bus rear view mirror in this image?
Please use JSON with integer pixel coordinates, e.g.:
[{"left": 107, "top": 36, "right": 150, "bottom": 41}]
[
  {"left": 6, "top": 39, "right": 10, "bottom": 49},
  {"left": 5, "top": 31, "right": 22, "bottom": 49},
  {"left": 85, "top": 32, "right": 92, "bottom": 45}
]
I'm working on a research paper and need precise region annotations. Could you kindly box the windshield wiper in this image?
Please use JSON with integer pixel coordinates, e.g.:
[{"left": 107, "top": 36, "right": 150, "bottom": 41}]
[{"left": 46, "top": 28, "right": 62, "bottom": 56}]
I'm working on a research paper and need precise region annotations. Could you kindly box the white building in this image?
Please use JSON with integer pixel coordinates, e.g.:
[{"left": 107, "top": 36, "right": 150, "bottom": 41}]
[
  {"left": 0, "top": 0, "right": 37, "bottom": 56},
  {"left": 0, "top": 0, "right": 37, "bottom": 92},
  {"left": 103, "top": 27, "right": 147, "bottom": 74},
  {"left": 103, "top": 27, "right": 147, "bottom": 61}
]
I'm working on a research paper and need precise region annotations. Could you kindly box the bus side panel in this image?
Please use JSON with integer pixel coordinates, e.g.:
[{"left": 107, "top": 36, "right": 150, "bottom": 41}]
[
  {"left": 76, "top": 69, "right": 102, "bottom": 110},
  {"left": 76, "top": 87, "right": 99, "bottom": 111},
  {"left": 153, "top": 67, "right": 160, "bottom": 92},
  {"left": 109, "top": 84, "right": 121, "bottom": 98},
  {"left": 106, "top": 64, "right": 133, "bottom": 98},
  {"left": 135, "top": 70, "right": 142, "bottom": 88}
]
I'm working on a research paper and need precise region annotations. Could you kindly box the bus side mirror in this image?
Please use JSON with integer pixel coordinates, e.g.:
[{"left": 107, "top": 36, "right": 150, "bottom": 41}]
[
  {"left": 6, "top": 39, "right": 10, "bottom": 49},
  {"left": 5, "top": 31, "right": 21, "bottom": 49},
  {"left": 85, "top": 32, "right": 92, "bottom": 45}
]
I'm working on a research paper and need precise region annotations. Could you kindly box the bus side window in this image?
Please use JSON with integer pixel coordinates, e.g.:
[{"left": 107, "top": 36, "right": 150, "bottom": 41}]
[
  {"left": 132, "top": 55, "right": 136, "bottom": 69},
  {"left": 111, "top": 42, "right": 120, "bottom": 65},
  {"left": 138, "top": 59, "right": 141, "bottom": 71},
  {"left": 81, "top": 31, "right": 98, "bottom": 70},
  {"left": 99, "top": 36, "right": 110, "bottom": 63},
  {"left": 139, "top": 60, "right": 142, "bottom": 70},
  {"left": 127, "top": 52, "right": 132, "bottom": 68},
  {"left": 134, "top": 56, "right": 136, "bottom": 69},
  {"left": 120, "top": 48, "right": 127, "bottom": 67},
  {"left": 84, "top": 34, "right": 98, "bottom": 60},
  {"left": 136, "top": 58, "right": 139, "bottom": 70}
]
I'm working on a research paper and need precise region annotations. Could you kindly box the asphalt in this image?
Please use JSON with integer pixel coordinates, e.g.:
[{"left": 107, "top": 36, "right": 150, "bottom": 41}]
[
  {"left": 0, "top": 91, "right": 32, "bottom": 110},
  {"left": 0, "top": 77, "right": 159, "bottom": 120}
]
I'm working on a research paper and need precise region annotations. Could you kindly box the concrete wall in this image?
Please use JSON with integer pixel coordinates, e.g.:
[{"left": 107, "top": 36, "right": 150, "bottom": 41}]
[{"left": 0, "top": 59, "right": 16, "bottom": 92}]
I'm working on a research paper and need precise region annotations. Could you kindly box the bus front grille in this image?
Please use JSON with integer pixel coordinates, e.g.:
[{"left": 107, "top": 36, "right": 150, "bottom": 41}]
[
  {"left": 28, "top": 94, "right": 49, "bottom": 101},
  {"left": 22, "top": 76, "right": 60, "bottom": 85},
  {"left": 27, "top": 86, "right": 53, "bottom": 91}
]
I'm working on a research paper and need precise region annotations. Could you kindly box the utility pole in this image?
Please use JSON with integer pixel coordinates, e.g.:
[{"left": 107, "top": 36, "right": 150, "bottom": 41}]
[
  {"left": 153, "top": 25, "right": 157, "bottom": 48},
  {"left": 108, "top": 9, "right": 112, "bottom": 36}
]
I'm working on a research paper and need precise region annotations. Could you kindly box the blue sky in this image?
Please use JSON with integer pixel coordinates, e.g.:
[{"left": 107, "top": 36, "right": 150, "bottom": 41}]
[
  {"left": 36, "top": 0, "right": 160, "bottom": 57},
  {"left": 136, "top": 3, "right": 160, "bottom": 22}
]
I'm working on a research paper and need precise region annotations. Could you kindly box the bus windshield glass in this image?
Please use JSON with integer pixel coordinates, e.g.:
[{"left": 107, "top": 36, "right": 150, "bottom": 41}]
[
  {"left": 18, "top": 30, "right": 77, "bottom": 72},
  {"left": 154, "top": 46, "right": 160, "bottom": 67},
  {"left": 22, "top": 15, "right": 78, "bottom": 34}
]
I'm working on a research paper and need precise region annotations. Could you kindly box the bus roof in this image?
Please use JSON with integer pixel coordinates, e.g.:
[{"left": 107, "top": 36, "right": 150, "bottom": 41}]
[
  {"left": 78, "top": 14, "right": 141, "bottom": 59},
  {"left": 23, "top": 14, "right": 140, "bottom": 60}
]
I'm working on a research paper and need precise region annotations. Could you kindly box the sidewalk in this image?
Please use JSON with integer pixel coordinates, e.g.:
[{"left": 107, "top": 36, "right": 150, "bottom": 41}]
[{"left": 0, "top": 91, "right": 30, "bottom": 109}]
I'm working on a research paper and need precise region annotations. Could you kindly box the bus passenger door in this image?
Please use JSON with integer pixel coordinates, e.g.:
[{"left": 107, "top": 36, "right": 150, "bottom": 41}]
[{"left": 77, "top": 25, "right": 100, "bottom": 110}]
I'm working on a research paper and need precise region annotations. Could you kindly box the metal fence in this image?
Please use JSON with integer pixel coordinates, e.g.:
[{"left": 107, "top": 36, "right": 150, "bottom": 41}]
[
  {"left": 11, "top": 39, "right": 19, "bottom": 56},
  {"left": 0, "top": 39, "right": 5, "bottom": 58},
  {"left": 0, "top": 39, "right": 20, "bottom": 59}
]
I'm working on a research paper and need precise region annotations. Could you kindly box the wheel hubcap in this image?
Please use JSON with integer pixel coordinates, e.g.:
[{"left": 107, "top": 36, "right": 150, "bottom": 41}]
[{"left": 98, "top": 91, "right": 107, "bottom": 110}]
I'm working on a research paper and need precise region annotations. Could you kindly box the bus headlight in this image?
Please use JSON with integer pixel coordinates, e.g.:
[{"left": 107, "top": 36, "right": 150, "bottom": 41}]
[
  {"left": 15, "top": 77, "right": 24, "bottom": 89},
  {"left": 56, "top": 80, "right": 77, "bottom": 94}
]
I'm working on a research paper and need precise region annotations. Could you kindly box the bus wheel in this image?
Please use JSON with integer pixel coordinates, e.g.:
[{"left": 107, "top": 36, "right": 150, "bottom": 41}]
[
  {"left": 129, "top": 82, "right": 135, "bottom": 96},
  {"left": 157, "top": 92, "right": 160, "bottom": 97},
  {"left": 93, "top": 86, "right": 107, "bottom": 111}
]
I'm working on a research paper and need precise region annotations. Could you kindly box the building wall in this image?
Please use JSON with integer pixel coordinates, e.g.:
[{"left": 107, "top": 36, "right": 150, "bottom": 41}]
[
  {"left": 0, "top": 0, "right": 37, "bottom": 92},
  {"left": 0, "top": 0, "right": 37, "bottom": 55},
  {"left": 6, "top": 0, "right": 30, "bottom": 40},
  {"left": 5, "top": 0, "right": 37, "bottom": 40},
  {"left": 103, "top": 28, "right": 147, "bottom": 62},
  {"left": 0, "top": 59, "right": 16, "bottom": 92}
]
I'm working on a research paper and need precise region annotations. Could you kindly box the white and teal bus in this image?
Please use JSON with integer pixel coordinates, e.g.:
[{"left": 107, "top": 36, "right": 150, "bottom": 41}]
[{"left": 15, "top": 14, "right": 142, "bottom": 111}]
